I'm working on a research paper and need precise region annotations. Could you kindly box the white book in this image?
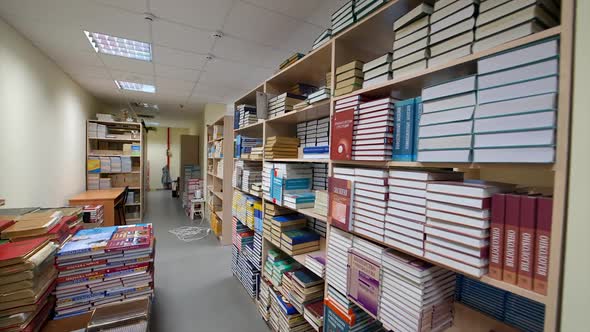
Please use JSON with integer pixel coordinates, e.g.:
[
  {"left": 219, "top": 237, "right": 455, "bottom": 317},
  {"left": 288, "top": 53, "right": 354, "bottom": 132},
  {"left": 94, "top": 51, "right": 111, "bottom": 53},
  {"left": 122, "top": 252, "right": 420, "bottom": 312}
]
[
  {"left": 473, "top": 21, "right": 543, "bottom": 53},
  {"left": 353, "top": 138, "right": 391, "bottom": 145},
  {"left": 427, "top": 209, "right": 490, "bottom": 229},
  {"left": 364, "top": 62, "right": 392, "bottom": 80},
  {"left": 355, "top": 168, "right": 388, "bottom": 178},
  {"left": 427, "top": 235, "right": 488, "bottom": 258},
  {"left": 388, "top": 207, "right": 426, "bottom": 223},
  {"left": 423, "top": 76, "right": 476, "bottom": 101},
  {"left": 389, "top": 194, "right": 426, "bottom": 207},
  {"left": 424, "top": 251, "right": 487, "bottom": 277},
  {"left": 477, "top": 58, "right": 558, "bottom": 89},
  {"left": 394, "top": 3, "right": 434, "bottom": 31},
  {"left": 388, "top": 200, "right": 427, "bottom": 214},
  {"left": 395, "top": 16, "right": 430, "bottom": 42},
  {"left": 477, "top": 0, "right": 560, "bottom": 27},
  {"left": 393, "top": 60, "right": 427, "bottom": 78},
  {"left": 426, "top": 191, "right": 488, "bottom": 209},
  {"left": 423, "top": 92, "right": 476, "bottom": 113},
  {"left": 431, "top": 5, "right": 476, "bottom": 34},
  {"left": 394, "top": 26, "right": 430, "bottom": 50},
  {"left": 478, "top": 75, "right": 558, "bottom": 104},
  {"left": 389, "top": 169, "right": 462, "bottom": 181},
  {"left": 476, "top": 6, "right": 557, "bottom": 41},
  {"left": 363, "top": 53, "right": 393, "bottom": 72},
  {"left": 354, "top": 226, "right": 385, "bottom": 241},
  {"left": 473, "top": 146, "right": 554, "bottom": 162},
  {"left": 384, "top": 235, "right": 424, "bottom": 258},
  {"left": 476, "top": 92, "right": 557, "bottom": 119},
  {"left": 479, "top": 0, "right": 512, "bottom": 13},
  {"left": 430, "top": 29, "right": 474, "bottom": 56},
  {"left": 355, "top": 182, "right": 388, "bottom": 194},
  {"left": 431, "top": 18, "right": 475, "bottom": 46},
  {"left": 384, "top": 229, "right": 424, "bottom": 248},
  {"left": 393, "top": 37, "right": 429, "bottom": 60},
  {"left": 428, "top": 43, "right": 473, "bottom": 67},
  {"left": 353, "top": 212, "right": 386, "bottom": 227},
  {"left": 425, "top": 225, "right": 488, "bottom": 248},
  {"left": 353, "top": 132, "right": 393, "bottom": 139},
  {"left": 431, "top": 0, "right": 477, "bottom": 24},
  {"left": 355, "top": 188, "right": 388, "bottom": 200},
  {"left": 389, "top": 186, "right": 426, "bottom": 198},
  {"left": 474, "top": 129, "right": 554, "bottom": 148},
  {"left": 385, "top": 214, "right": 425, "bottom": 231},
  {"left": 391, "top": 50, "right": 429, "bottom": 70},
  {"left": 477, "top": 38, "right": 558, "bottom": 74},
  {"left": 427, "top": 218, "right": 488, "bottom": 237},
  {"left": 425, "top": 242, "right": 488, "bottom": 267},
  {"left": 364, "top": 74, "right": 392, "bottom": 88},
  {"left": 354, "top": 121, "right": 394, "bottom": 130},
  {"left": 355, "top": 114, "right": 393, "bottom": 125},
  {"left": 419, "top": 120, "right": 473, "bottom": 138},
  {"left": 419, "top": 134, "right": 473, "bottom": 150},
  {"left": 389, "top": 178, "right": 426, "bottom": 189},
  {"left": 474, "top": 110, "right": 555, "bottom": 133},
  {"left": 427, "top": 200, "right": 490, "bottom": 219},
  {"left": 355, "top": 194, "right": 388, "bottom": 208},
  {"left": 417, "top": 149, "right": 471, "bottom": 162}
]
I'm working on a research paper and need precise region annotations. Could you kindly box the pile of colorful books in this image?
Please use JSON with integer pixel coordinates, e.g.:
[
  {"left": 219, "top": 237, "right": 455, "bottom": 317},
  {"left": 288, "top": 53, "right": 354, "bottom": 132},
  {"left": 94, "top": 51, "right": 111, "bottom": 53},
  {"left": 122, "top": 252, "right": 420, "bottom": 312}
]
[
  {"left": 288, "top": 270, "right": 324, "bottom": 313},
  {"left": 280, "top": 229, "right": 321, "bottom": 256},
  {"left": 1, "top": 207, "right": 84, "bottom": 245},
  {"left": 82, "top": 205, "right": 104, "bottom": 228},
  {"left": 335, "top": 60, "right": 364, "bottom": 96},
  {"left": 264, "top": 136, "right": 300, "bottom": 159},
  {"left": 54, "top": 224, "right": 155, "bottom": 318}
]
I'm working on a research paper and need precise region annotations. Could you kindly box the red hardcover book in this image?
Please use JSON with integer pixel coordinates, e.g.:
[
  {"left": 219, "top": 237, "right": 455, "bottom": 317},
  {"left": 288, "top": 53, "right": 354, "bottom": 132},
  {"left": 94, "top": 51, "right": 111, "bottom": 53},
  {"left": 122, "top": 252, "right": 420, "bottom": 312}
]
[
  {"left": 328, "top": 177, "right": 354, "bottom": 232},
  {"left": 61, "top": 215, "right": 79, "bottom": 226},
  {"left": 533, "top": 196, "right": 553, "bottom": 295},
  {"left": 503, "top": 194, "right": 521, "bottom": 284},
  {"left": 57, "top": 259, "right": 107, "bottom": 272},
  {"left": 105, "top": 236, "right": 152, "bottom": 252},
  {"left": 488, "top": 193, "right": 505, "bottom": 280},
  {"left": 331, "top": 109, "right": 355, "bottom": 160},
  {"left": 517, "top": 195, "right": 537, "bottom": 290},
  {"left": 0, "top": 238, "right": 48, "bottom": 267},
  {"left": 0, "top": 220, "right": 15, "bottom": 232}
]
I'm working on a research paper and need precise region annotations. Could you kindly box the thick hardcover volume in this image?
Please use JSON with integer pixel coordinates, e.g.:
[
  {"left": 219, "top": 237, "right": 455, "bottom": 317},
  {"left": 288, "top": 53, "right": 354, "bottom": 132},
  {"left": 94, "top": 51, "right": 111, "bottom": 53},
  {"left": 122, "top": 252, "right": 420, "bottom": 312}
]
[
  {"left": 412, "top": 97, "right": 422, "bottom": 161},
  {"left": 331, "top": 108, "right": 355, "bottom": 160},
  {"left": 393, "top": 98, "right": 414, "bottom": 161},
  {"left": 534, "top": 196, "right": 553, "bottom": 295},
  {"left": 503, "top": 194, "right": 521, "bottom": 285},
  {"left": 517, "top": 195, "right": 537, "bottom": 290},
  {"left": 489, "top": 193, "right": 506, "bottom": 280},
  {"left": 328, "top": 177, "right": 354, "bottom": 232}
]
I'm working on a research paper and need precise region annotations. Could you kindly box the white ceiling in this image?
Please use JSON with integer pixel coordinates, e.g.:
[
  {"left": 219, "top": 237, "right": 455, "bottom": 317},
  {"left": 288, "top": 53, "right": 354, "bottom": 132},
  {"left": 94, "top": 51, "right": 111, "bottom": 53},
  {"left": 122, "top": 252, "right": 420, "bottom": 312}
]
[{"left": 0, "top": 0, "right": 348, "bottom": 113}]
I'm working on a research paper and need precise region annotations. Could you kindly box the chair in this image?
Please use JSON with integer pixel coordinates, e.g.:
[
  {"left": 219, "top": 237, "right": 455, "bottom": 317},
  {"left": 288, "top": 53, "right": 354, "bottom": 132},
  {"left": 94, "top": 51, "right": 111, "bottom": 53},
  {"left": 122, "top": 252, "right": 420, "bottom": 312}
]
[
  {"left": 116, "top": 186, "right": 129, "bottom": 226},
  {"left": 189, "top": 198, "right": 206, "bottom": 221}
]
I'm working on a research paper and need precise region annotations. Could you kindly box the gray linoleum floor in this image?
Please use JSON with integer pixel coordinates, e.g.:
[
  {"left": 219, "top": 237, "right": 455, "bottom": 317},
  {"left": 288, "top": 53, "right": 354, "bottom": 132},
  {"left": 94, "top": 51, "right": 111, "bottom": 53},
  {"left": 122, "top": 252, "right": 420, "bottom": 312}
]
[{"left": 145, "top": 190, "right": 269, "bottom": 332}]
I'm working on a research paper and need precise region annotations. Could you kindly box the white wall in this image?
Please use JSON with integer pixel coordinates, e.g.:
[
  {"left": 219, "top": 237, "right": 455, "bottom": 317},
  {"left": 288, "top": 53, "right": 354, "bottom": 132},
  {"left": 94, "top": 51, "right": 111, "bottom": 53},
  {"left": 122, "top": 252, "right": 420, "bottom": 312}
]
[
  {"left": 0, "top": 18, "right": 101, "bottom": 208},
  {"left": 146, "top": 127, "right": 190, "bottom": 190}
]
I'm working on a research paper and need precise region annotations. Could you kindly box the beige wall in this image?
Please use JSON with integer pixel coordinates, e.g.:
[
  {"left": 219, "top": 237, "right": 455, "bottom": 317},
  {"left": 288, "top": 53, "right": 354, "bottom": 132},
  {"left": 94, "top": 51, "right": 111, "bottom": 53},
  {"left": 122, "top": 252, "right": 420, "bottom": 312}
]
[
  {"left": 560, "top": 1, "right": 590, "bottom": 329},
  {"left": 0, "top": 18, "right": 101, "bottom": 207},
  {"left": 146, "top": 127, "right": 190, "bottom": 190}
]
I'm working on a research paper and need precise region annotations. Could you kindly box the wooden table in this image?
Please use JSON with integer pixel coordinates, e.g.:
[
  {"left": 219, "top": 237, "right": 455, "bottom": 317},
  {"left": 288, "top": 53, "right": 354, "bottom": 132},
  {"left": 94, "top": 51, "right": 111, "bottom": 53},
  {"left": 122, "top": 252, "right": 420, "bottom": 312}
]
[{"left": 69, "top": 188, "right": 124, "bottom": 226}]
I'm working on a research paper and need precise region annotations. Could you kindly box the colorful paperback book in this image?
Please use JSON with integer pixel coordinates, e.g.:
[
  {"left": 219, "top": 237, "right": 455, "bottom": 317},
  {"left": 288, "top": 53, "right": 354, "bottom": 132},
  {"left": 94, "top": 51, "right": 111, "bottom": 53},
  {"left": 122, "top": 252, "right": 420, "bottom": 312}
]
[
  {"left": 58, "top": 227, "right": 117, "bottom": 256},
  {"left": 331, "top": 109, "right": 355, "bottom": 160},
  {"left": 347, "top": 250, "right": 380, "bottom": 318},
  {"left": 282, "top": 229, "right": 321, "bottom": 245},
  {"left": 393, "top": 98, "right": 415, "bottom": 161},
  {"left": 328, "top": 177, "right": 354, "bottom": 232},
  {"left": 293, "top": 270, "right": 323, "bottom": 287}
]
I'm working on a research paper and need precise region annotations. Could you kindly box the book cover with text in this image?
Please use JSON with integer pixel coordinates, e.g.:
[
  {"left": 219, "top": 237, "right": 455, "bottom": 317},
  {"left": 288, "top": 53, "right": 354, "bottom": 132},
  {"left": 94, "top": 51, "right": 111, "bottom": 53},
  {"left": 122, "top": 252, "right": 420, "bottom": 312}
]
[{"left": 331, "top": 109, "right": 355, "bottom": 160}]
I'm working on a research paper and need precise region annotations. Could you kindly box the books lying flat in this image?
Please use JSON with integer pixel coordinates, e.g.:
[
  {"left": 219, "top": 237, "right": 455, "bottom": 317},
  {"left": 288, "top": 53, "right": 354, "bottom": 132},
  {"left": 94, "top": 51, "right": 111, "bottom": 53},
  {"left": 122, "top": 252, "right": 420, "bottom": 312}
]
[{"left": 473, "top": 21, "right": 543, "bottom": 53}]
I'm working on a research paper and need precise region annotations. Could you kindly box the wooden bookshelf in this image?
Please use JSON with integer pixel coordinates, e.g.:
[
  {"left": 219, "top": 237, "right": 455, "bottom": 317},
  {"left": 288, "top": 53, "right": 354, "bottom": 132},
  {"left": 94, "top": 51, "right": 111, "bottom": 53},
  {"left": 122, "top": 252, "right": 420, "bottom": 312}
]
[
  {"left": 206, "top": 115, "right": 234, "bottom": 246},
  {"left": 230, "top": 0, "right": 575, "bottom": 330},
  {"left": 86, "top": 120, "right": 146, "bottom": 221}
]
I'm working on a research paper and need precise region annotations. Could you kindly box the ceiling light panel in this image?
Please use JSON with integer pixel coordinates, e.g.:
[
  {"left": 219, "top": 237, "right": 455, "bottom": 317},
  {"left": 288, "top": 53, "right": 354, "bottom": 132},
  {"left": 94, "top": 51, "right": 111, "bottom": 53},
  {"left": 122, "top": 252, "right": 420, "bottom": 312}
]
[
  {"left": 84, "top": 31, "right": 152, "bottom": 61},
  {"left": 115, "top": 81, "right": 156, "bottom": 93}
]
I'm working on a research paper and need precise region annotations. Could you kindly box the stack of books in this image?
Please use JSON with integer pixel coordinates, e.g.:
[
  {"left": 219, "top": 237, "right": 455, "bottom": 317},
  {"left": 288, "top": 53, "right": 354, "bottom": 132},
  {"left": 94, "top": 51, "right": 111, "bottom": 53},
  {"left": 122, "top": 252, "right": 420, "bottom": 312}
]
[
  {"left": 262, "top": 162, "right": 275, "bottom": 200},
  {"left": 1, "top": 209, "right": 81, "bottom": 245},
  {"left": 473, "top": 38, "right": 558, "bottom": 163},
  {"left": 428, "top": 0, "right": 476, "bottom": 67},
  {"left": 0, "top": 239, "right": 57, "bottom": 332},
  {"left": 324, "top": 298, "right": 386, "bottom": 331},
  {"left": 235, "top": 135, "right": 263, "bottom": 159},
  {"left": 355, "top": 0, "right": 389, "bottom": 21},
  {"left": 270, "top": 290, "right": 314, "bottom": 332},
  {"left": 352, "top": 236, "right": 385, "bottom": 263},
  {"left": 258, "top": 277, "right": 272, "bottom": 321},
  {"left": 418, "top": 75, "right": 477, "bottom": 162},
  {"left": 264, "top": 136, "right": 300, "bottom": 159},
  {"left": 88, "top": 173, "right": 100, "bottom": 190},
  {"left": 380, "top": 249, "right": 456, "bottom": 332},
  {"left": 250, "top": 146, "right": 263, "bottom": 160},
  {"left": 279, "top": 53, "right": 305, "bottom": 70},
  {"left": 110, "top": 156, "right": 122, "bottom": 173},
  {"left": 307, "top": 88, "right": 331, "bottom": 105},
  {"left": 362, "top": 53, "right": 393, "bottom": 88},
  {"left": 54, "top": 224, "right": 155, "bottom": 318},
  {"left": 312, "top": 163, "right": 328, "bottom": 190},
  {"left": 326, "top": 227, "right": 353, "bottom": 296},
  {"left": 313, "top": 29, "right": 332, "bottom": 50},
  {"left": 83, "top": 204, "right": 104, "bottom": 227},
  {"left": 264, "top": 249, "right": 300, "bottom": 287},
  {"left": 289, "top": 270, "right": 324, "bottom": 314},
  {"left": 270, "top": 163, "right": 313, "bottom": 204},
  {"left": 303, "top": 143, "right": 329, "bottom": 160},
  {"left": 326, "top": 72, "right": 332, "bottom": 90},
  {"left": 235, "top": 160, "right": 262, "bottom": 193},
  {"left": 303, "top": 300, "right": 324, "bottom": 332},
  {"left": 331, "top": 1, "right": 355, "bottom": 36},
  {"left": 349, "top": 168, "right": 389, "bottom": 242},
  {"left": 99, "top": 157, "right": 111, "bottom": 172},
  {"left": 473, "top": 0, "right": 559, "bottom": 53},
  {"left": 424, "top": 180, "right": 514, "bottom": 277},
  {"left": 392, "top": 97, "right": 422, "bottom": 161},
  {"left": 231, "top": 190, "right": 250, "bottom": 226},
  {"left": 290, "top": 83, "right": 318, "bottom": 97},
  {"left": 300, "top": 117, "right": 330, "bottom": 149},
  {"left": 306, "top": 217, "right": 327, "bottom": 238},
  {"left": 284, "top": 193, "right": 316, "bottom": 210},
  {"left": 392, "top": 3, "right": 433, "bottom": 77},
  {"left": 304, "top": 252, "right": 326, "bottom": 278},
  {"left": 294, "top": 100, "right": 309, "bottom": 112},
  {"left": 353, "top": 97, "right": 395, "bottom": 161},
  {"left": 386, "top": 169, "right": 463, "bottom": 256},
  {"left": 335, "top": 60, "right": 364, "bottom": 96},
  {"left": 268, "top": 93, "right": 306, "bottom": 119},
  {"left": 270, "top": 214, "right": 307, "bottom": 248},
  {"left": 313, "top": 190, "right": 328, "bottom": 216},
  {"left": 281, "top": 229, "right": 321, "bottom": 256},
  {"left": 334, "top": 94, "right": 367, "bottom": 113},
  {"left": 99, "top": 178, "right": 112, "bottom": 189},
  {"left": 232, "top": 230, "right": 261, "bottom": 299}
]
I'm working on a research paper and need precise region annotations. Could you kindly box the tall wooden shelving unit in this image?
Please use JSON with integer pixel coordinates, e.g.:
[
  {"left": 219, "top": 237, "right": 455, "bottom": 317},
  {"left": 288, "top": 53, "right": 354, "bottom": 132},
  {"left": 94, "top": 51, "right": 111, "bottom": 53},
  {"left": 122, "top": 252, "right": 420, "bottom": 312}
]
[
  {"left": 206, "top": 115, "right": 234, "bottom": 245},
  {"left": 231, "top": 0, "right": 574, "bottom": 331},
  {"left": 86, "top": 120, "right": 147, "bottom": 221}
]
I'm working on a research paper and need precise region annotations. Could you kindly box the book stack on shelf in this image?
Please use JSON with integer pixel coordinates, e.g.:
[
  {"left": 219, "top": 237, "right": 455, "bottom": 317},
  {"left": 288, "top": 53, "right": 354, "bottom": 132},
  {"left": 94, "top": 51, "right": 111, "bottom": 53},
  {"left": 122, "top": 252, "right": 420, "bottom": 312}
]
[
  {"left": 281, "top": 229, "right": 321, "bottom": 256},
  {"left": 362, "top": 53, "right": 393, "bottom": 88},
  {"left": 392, "top": 2, "right": 433, "bottom": 77},
  {"left": 291, "top": 83, "right": 319, "bottom": 97},
  {"left": 265, "top": 137, "right": 300, "bottom": 159},
  {"left": 236, "top": 104, "right": 258, "bottom": 129},
  {"left": 473, "top": 38, "right": 559, "bottom": 162},
  {"left": 306, "top": 218, "right": 327, "bottom": 238},
  {"left": 258, "top": 277, "right": 272, "bottom": 321},
  {"left": 313, "top": 191, "right": 328, "bottom": 217},
  {"left": 288, "top": 270, "right": 324, "bottom": 314},
  {"left": 392, "top": 97, "right": 422, "bottom": 161},
  {"left": 0, "top": 239, "right": 57, "bottom": 332},
  {"left": 270, "top": 289, "right": 314, "bottom": 332},
  {"left": 262, "top": 162, "right": 274, "bottom": 201},
  {"left": 270, "top": 163, "right": 314, "bottom": 206},
  {"left": 268, "top": 94, "right": 307, "bottom": 119},
  {"left": 386, "top": 169, "right": 463, "bottom": 256},
  {"left": 304, "top": 252, "right": 326, "bottom": 278},
  {"left": 355, "top": 0, "right": 389, "bottom": 20},
  {"left": 352, "top": 98, "right": 396, "bottom": 161},
  {"left": 234, "top": 160, "right": 262, "bottom": 193},
  {"left": 303, "top": 300, "right": 324, "bottom": 332},
  {"left": 312, "top": 164, "right": 328, "bottom": 191},
  {"left": 302, "top": 118, "right": 330, "bottom": 159},
  {"left": 352, "top": 236, "right": 385, "bottom": 263},
  {"left": 473, "top": 0, "right": 559, "bottom": 53},
  {"left": 284, "top": 193, "right": 316, "bottom": 210},
  {"left": 312, "top": 29, "right": 332, "bottom": 50},
  {"left": 324, "top": 299, "right": 385, "bottom": 331},
  {"left": 331, "top": 1, "right": 355, "bottom": 35},
  {"left": 235, "top": 135, "right": 263, "bottom": 159},
  {"left": 232, "top": 190, "right": 261, "bottom": 230},
  {"left": 335, "top": 61, "right": 364, "bottom": 97},
  {"left": 88, "top": 122, "right": 107, "bottom": 138},
  {"left": 269, "top": 214, "right": 308, "bottom": 249},
  {"left": 264, "top": 249, "right": 300, "bottom": 288},
  {"left": 231, "top": 221, "right": 260, "bottom": 299},
  {"left": 306, "top": 87, "right": 331, "bottom": 105},
  {"left": 325, "top": 227, "right": 353, "bottom": 307},
  {"left": 208, "top": 140, "right": 223, "bottom": 158},
  {"left": 279, "top": 53, "right": 305, "bottom": 70},
  {"left": 54, "top": 224, "right": 155, "bottom": 319},
  {"left": 82, "top": 205, "right": 105, "bottom": 228},
  {"left": 212, "top": 124, "right": 224, "bottom": 140},
  {"left": 262, "top": 203, "right": 292, "bottom": 242},
  {"left": 380, "top": 249, "right": 456, "bottom": 332}
]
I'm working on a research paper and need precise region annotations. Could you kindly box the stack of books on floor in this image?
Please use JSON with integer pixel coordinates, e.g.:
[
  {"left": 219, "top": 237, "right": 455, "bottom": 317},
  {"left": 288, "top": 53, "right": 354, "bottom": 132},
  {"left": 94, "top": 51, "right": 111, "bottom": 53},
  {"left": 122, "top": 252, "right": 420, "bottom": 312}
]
[
  {"left": 312, "top": 29, "right": 332, "bottom": 50},
  {"left": 279, "top": 53, "right": 305, "bottom": 70},
  {"left": 312, "top": 163, "right": 328, "bottom": 190},
  {"left": 288, "top": 270, "right": 324, "bottom": 314},
  {"left": 355, "top": 0, "right": 389, "bottom": 21},
  {"left": 331, "top": 1, "right": 355, "bottom": 36},
  {"left": 234, "top": 104, "right": 258, "bottom": 129},
  {"left": 335, "top": 60, "right": 364, "bottom": 96},
  {"left": 353, "top": 97, "right": 395, "bottom": 161},
  {"left": 265, "top": 136, "right": 300, "bottom": 159},
  {"left": 418, "top": 75, "right": 476, "bottom": 162},
  {"left": 427, "top": 0, "right": 475, "bottom": 67},
  {"left": 307, "top": 87, "right": 330, "bottom": 105},
  {"left": 313, "top": 190, "right": 328, "bottom": 217},
  {"left": 281, "top": 228, "right": 321, "bottom": 256},
  {"left": 304, "top": 252, "right": 326, "bottom": 278},
  {"left": 424, "top": 180, "right": 514, "bottom": 277},
  {"left": 303, "top": 300, "right": 324, "bottom": 332},
  {"left": 386, "top": 169, "right": 463, "bottom": 256},
  {"left": 380, "top": 249, "right": 456, "bottom": 332},
  {"left": 473, "top": 38, "right": 558, "bottom": 163},
  {"left": 325, "top": 227, "right": 352, "bottom": 297},
  {"left": 392, "top": 2, "right": 433, "bottom": 77},
  {"left": 232, "top": 239, "right": 260, "bottom": 298},
  {"left": 268, "top": 93, "right": 307, "bottom": 119},
  {"left": 473, "top": 0, "right": 559, "bottom": 53},
  {"left": 284, "top": 193, "right": 316, "bottom": 210},
  {"left": 347, "top": 168, "right": 389, "bottom": 242},
  {"left": 0, "top": 239, "right": 57, "bottom": 331},
  {"left": 54, "top": 224, "right": 155, "bottom": 319},
  {"left": 363, "top": 53, "right": 393, "bottom": 88}
]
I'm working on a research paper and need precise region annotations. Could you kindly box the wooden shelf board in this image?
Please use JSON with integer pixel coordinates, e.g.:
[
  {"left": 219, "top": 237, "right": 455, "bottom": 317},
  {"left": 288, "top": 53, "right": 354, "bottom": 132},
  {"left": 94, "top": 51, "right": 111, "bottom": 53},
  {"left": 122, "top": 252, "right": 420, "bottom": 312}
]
[
  {"left": 332, "top": 160, "right": 555, "bottom": 170},
  {"left": 212, "top": 191, "right": 223, "bottom": 200},
  {"left": 234, "top": 121, "right": 263, "bottom": 134},
  {"left": 266, "top": 158, "right": 329, "bottom": 163},
  {"left": 88, "top": 137, "right": 140, "bottom": 142},
  {"left": 215, "top": 210, "right": 223, "bottom": 220},
  {"left": 266, "top": 100, "right": 330, "bottom": 124},
  {"left": 235, "top": 83, "right": 264, "bottom": 105}
]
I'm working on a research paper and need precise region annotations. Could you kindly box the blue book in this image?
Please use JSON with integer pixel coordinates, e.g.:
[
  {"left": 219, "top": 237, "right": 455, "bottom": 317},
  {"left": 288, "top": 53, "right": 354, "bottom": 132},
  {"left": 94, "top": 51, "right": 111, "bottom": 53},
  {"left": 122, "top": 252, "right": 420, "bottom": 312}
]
[
  {"left": 293, "top": 270, "right": 323, "bottom": 287},
  {"left": 274, "top": 292, "right": 298, "bottom": 315},
  {"left": 303, "top": 146, "right": 330, "bottom": 154},
  {"left": 282, "top": 229, "right": 320, "bottom": 245},
  {"left": 412, "top": 97, "right": 422, "bottom": 161},
  {"left": 393, "top": 98, "right": 415, "bottom": 161},
  {"left": 270, "top": 172, "right": 283, "bottom": 205},
  {"left": 272, "top": 214, "right": 306, "bottom": 223},
  {"left": 58, "top": 227, "right": 117, "bottom": 256}
]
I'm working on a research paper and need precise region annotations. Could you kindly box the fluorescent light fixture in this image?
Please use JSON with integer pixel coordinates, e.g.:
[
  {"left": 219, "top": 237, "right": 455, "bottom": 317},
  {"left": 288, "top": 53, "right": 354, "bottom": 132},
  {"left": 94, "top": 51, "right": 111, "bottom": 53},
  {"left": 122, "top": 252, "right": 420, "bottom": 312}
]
[
  {"left": 84, "top": 30, "right": 152, "bottom": 61},
  {"left": 115, "top": 80, "right": 156, "bottom": 93}
]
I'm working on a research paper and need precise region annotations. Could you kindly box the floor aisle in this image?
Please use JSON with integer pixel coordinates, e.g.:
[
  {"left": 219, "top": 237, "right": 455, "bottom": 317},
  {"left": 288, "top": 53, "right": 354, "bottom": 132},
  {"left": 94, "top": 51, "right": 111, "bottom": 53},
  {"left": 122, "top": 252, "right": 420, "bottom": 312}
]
[{"left": 144, "top": 190, "right": 269, "bottom": 332}]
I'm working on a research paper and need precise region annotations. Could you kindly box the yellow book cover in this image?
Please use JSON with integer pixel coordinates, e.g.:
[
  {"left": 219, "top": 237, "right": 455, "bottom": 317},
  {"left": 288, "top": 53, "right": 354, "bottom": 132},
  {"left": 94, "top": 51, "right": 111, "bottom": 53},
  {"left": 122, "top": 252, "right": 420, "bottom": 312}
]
[{"left": 87, "top": 159, "right": 101, "bottom": 173}]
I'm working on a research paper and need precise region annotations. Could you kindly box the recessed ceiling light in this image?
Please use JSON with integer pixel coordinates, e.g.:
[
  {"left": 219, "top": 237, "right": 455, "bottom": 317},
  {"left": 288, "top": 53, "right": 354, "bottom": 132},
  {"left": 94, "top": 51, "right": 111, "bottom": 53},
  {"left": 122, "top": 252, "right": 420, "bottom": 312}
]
[
  {"left": 84, "top": 31, "right": 152, "bottom": 61},
  {"left": 115, "top": 80, "right": 156, "bottom": 93}
]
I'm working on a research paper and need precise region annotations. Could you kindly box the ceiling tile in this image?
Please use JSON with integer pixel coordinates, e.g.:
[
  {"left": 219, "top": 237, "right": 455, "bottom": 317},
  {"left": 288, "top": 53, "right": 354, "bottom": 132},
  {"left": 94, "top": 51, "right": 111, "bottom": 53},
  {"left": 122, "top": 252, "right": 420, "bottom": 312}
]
[
  {"left": 100, "top": 55, "right": 155, "bottom": 75},
  {"left": 151, "top": 19, "right": 215, "bottom": 54},
  {"left": 62, "top": 64, "right": 112, "bottom": 80},
  {"left": 306, "top": 0, "right": 349, "bottom": 27},
  {"left": 155, "top": 63, "right": 201, "bottom": 81},
  {"left": 213, "top": 36, "right": 290, "bottom": 69},
  {"left": 109, "top": 70, "right": 154, "bottom": 85},
  {"left": 243, "top": 0, "right": 323, "bottom": 21},
  {"left": 154, "top": 77, "right": 195, "bottom": 92},
  {"left": 152, "top": 46, "right": 207, "bottom": 69},
  {"left": 149, "top": 0, "right": 234, "bottom": 31},
  {"left": 49, "top": 49, "right": 105, "bottom": 69},
  {"left": 92, "top": 0, "right": 147, "bottom": 13}
]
